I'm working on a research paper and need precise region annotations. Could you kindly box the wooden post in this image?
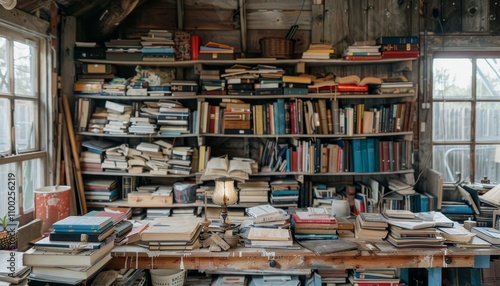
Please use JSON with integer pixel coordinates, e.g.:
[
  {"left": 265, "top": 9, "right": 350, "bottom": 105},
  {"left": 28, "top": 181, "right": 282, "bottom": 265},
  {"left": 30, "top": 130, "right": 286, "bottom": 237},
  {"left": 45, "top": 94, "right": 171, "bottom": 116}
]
[{"left": 61, "top": 93, "right": 87, "bottom": 214}]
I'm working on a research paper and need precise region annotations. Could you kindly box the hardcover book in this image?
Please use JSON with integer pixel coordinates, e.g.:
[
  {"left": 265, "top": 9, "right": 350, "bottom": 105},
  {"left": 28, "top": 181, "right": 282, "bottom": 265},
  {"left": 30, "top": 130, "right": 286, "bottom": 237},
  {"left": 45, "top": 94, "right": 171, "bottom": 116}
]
[{"left": 52, "top": 216, "right": 113, "bottom": 231}]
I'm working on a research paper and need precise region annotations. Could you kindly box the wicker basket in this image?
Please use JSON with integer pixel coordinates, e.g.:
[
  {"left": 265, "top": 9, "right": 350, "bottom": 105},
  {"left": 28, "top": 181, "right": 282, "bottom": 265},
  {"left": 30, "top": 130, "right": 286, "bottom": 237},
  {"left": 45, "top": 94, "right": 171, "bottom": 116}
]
[{"left": 260, "top": 37, "right": 295, "bottom": 59}]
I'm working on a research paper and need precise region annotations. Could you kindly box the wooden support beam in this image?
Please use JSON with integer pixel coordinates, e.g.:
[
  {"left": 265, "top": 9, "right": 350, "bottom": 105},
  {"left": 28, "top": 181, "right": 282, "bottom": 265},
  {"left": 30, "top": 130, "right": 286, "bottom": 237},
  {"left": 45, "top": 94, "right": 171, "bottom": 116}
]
[{"left": 90, "top": 0, "right": 140, "bottom": 39}]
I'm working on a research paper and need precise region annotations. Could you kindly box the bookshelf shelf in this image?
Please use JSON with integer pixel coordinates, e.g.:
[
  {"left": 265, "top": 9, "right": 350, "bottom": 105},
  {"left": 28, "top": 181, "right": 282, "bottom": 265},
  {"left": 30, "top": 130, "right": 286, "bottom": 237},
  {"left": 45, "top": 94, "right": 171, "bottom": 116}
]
[
  {"left": 201, "top": 131, "right": 413, "bottom": 139},
  {"left": 82, "top": 171, "right": 196, "bottom": 178},
  {"left": 78, "top": 57, "right": 417, "bottom": 67},
  {"left": 197, "top": 93, "right": 416, "bottom": 100},
  {"left": 77, "top": 132, "right": 197, "bottom": 138},
  {"left": 75, "top": 95, "right": 199, "bottom": 100}
]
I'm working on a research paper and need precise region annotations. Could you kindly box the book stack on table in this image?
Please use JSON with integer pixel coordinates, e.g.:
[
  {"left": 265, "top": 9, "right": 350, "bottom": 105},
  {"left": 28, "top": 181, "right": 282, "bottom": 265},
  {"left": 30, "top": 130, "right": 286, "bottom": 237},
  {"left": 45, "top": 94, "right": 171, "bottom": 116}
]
[
  {"left": 141, "top": 217, "right": 202, "bottom": 251},
  {"left": 291, "top": 207, "right": 338, "bottom": 240},
  {"left": 25, "top": 216, "right": 116, "bottom": 284}
]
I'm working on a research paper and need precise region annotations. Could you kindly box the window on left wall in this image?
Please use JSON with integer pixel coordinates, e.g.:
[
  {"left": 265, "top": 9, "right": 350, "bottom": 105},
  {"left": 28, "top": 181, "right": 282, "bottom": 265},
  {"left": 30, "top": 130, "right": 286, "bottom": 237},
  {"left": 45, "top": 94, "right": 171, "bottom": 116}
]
[{"left": 0, "top": 22, "right": 49, "bottom": 223}]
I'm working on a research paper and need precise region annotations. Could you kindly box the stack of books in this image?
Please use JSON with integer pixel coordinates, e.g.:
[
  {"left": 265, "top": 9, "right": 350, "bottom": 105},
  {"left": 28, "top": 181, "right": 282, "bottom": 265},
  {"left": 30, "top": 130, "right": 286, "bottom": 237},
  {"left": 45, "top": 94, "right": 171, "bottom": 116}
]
[
  {"left": 316, "top": 269, "right": 348, "bottom": 285},
  {"left": 168, "top": 146, "right": 194, "bottom": 175},
  {"left": 103, "top": 100, "right": 132, "bottom": 135},
  {"left": 292, "top": 207, "right": 338, "bottom": 239},
  {"left": 102, "top": 78, "right": 127, "bottom": 96},
  {"left": 199, "top": 41, "right": 234, "bottom": 60},
  {"left": 84, "top": 179, "right": 119, "bottom": 202},
  {"left": 342, "top": 43, "right": 381, "bottom": 60},
  {"left": 0, "top": 251, "right": 30, "bottom": 285},
  {"left": 141, "top": 217, "right": 202, "bottom": 250},
  {"left": 80, "top": 150, "right": 103, "bottom": 172},
  {"left": 301, "top": 42, "right": 335, "bottom": 59},
  {"left": 170, "top": 80, "right": 199, "bottom": 96},
  {"left": 105, "top": 39, "right": 142, "bottom": 61},
  {"left": 354, "top": 212, "right": 389, "bottom": 240},
  {"left": 376, "top": 36, "right": 419, "bottom": 59},
  {"left": 102, "top": 144, "right": 129, "bottom": 172},
  {"left": 146, "top": 208, "right": 172, "bottom": 220},
  {"left": 157, "top": 101, "right": 191, "bottom": 135},
  {"left": 384, "top": 210, "right": 451, "bottom": 248},
  {"left": 270, "top": 178, "right": 300, "bottom": 208},
  {"left": 248, "top": 275, "right": 300, "bottom": 286},
  {"left": 246, "top": 227, "right": 293, "bottom": 248},
  {"left": 221, "top": 102, "right": 252, "bottom": 134},
  {"left": 200, "top": 69, "right": 226, "bottom": 95},
  {"left": 141, "top": 29, "right": 176, "bottom": 62},
  {"left": 282, "top": 75, "right": 311, "bottom": 95},
  {"left": 245, "top": 204, "right": 290, "bottom": 228},
  {"left": 224, "top": 65, "right": 255, "bottom": 95},
  {"left": 238, "top": 180, "right": 270, "bottom": 204},
  {"left": 348, "top": 268, "right": 400, "bottom": 286},
  {"left": 26, "top": 216, "right": 115, "bottom": 284}
]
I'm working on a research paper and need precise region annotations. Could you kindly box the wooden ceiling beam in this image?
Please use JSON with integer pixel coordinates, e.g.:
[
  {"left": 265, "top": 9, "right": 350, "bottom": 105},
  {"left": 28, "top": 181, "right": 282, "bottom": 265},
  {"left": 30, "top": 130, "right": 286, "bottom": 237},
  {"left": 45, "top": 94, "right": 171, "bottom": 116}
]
[
  {"left": 89, "top": 0, "right": 140, "bottom": 39},
  {"left": 16, "top": 0, "right": 52, "bottom": 13}
]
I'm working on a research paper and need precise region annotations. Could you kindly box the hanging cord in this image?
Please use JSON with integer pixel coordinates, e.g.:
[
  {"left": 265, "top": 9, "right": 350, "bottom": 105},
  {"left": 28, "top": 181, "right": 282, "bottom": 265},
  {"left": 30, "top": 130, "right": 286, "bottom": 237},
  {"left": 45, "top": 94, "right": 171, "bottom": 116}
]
[{"left": 286, "top": 0, "right": 306, "bottom": 39}]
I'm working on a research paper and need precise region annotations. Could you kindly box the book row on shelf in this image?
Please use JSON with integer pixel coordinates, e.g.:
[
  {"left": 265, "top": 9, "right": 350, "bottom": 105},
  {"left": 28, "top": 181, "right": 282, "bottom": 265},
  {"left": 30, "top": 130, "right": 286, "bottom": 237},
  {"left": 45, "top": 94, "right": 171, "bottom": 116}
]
[
  {"left": 79, "top": 132, "right": 412, "bottom": 177},
  {"left": 76, "top": 97, "right": 416, "bottom": 137}
]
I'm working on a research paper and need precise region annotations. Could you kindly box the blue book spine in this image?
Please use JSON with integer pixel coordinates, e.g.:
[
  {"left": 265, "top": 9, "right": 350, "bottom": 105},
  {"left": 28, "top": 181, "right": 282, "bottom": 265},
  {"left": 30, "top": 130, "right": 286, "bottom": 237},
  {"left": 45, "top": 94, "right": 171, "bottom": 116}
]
[
  {"left": 277, "top": 98, "right": 285, "bottom": 134},
  {"left": 441, "top": 204, "right": 473, "bottom": 214},
  {"left": 420, "top": 194, "right": 429, "bottom": 212},
  {"left": 285, "top": 148, "right": 291, "bottom": 172},
  {"left": 352, "top": 139, "right": 363, "bottom": 172},
  {"left": 273, "top": 101, "right": 279, "bottom": 134},
  {"left": 53, "top": 220, "right": 113, "bottom": 232},
  {"left": 271, "top": 190, "right": 299, "bottom": 196}
]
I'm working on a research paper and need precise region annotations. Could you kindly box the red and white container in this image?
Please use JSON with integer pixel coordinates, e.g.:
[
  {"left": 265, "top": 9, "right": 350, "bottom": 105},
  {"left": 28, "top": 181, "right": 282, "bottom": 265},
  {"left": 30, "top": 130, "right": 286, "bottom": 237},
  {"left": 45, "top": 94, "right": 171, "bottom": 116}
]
[{"left": 35, "top": 185, "right": 71, "bottom": 233}]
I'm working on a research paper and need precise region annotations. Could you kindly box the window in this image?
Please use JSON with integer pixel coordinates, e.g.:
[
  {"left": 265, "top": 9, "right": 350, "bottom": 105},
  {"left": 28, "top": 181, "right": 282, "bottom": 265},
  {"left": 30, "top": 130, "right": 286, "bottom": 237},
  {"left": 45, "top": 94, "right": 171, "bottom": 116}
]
[
  {"left": 432, "top": 52, "right": 500, "bottom": 184},
  {"left": 0, "top": 22, "right": 49, "bottom": 222}
]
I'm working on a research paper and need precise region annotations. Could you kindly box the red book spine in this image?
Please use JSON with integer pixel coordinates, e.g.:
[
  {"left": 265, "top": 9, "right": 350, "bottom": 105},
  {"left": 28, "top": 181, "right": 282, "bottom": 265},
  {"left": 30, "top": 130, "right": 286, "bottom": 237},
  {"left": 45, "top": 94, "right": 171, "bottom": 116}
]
[
  {"left": 191, "top": 35, "right": 201, "bottom": 60},
  {"left": 337, "top": 84, "right": 369, "bottom": 92},
  {"left": 291, "top": 149, "right": 298, "bottom": 172}
]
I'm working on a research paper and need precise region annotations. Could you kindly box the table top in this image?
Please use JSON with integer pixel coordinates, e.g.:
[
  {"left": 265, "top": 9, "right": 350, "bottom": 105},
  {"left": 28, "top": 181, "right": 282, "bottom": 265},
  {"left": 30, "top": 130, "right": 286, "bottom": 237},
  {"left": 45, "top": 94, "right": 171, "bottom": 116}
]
[{"left": 108, "top": 238, "right": 500, "bottom": 271}]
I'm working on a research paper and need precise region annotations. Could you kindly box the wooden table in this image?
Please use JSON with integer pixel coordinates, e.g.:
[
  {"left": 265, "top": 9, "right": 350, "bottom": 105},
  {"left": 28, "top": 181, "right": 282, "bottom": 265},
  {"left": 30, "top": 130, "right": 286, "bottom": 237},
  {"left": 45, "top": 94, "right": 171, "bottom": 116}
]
[{"left": 108, "top": 239, "right": 500, "bottom": 286}]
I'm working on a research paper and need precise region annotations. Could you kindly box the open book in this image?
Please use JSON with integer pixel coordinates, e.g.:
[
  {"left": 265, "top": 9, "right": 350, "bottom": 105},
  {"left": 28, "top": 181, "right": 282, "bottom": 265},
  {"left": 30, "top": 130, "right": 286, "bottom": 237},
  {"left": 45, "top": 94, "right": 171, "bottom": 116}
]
[
  {"left": 199, "top": 156, "right": 252, "bottom": 182},
  {"left": 335, "top": 75, "right": 383, "bottom": 86}
]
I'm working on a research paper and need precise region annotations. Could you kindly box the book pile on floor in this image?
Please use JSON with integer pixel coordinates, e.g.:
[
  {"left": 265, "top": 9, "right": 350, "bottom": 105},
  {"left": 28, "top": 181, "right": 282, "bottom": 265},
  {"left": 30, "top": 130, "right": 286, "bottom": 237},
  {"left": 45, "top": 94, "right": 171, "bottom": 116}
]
[
  {"left": 0, "top": 251, "right": 30, "bottom": 286},
  {"left": 348, "top": 268, "right": 401, "bottom": 286},
  {"left": 292, "top": 207, "right": 338, "bottom": 240},
  {"left": 25, "top": 216, "right": 115, "bottom": 284},
  {"left": 141, "top": 217, "right": 202, "bottom": 250}
]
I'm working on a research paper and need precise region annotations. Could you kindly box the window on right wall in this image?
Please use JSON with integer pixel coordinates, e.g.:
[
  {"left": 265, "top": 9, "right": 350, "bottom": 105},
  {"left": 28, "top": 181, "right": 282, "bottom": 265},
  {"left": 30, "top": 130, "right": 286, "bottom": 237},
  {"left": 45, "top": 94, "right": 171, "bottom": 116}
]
[{"left": 432, "top": 52, "right": 500, "bottom": 184}]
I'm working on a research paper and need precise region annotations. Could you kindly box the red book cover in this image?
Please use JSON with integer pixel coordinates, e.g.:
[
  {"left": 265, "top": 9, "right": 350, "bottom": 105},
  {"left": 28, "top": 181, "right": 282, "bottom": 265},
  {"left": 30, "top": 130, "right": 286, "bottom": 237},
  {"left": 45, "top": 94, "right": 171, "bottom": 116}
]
[
  {"left": 291, "top": 212, "right": 338, "bottom": 225},
  {"left": 291, "top": 149, "right": 298, "bottom": 172},
  {"left": 344, "top": 55, "right": 383, "bottom": 60},
  {"left": 290, "top": 101, "right": 297, "bottom": 134},
  {"left": 190, "top": 35, "right": 201, "bottom": 60},
  {"left": 382, "top": 141, "right": 390, "bottom": 172},
  {"left": 381, "top": 50, "right": 419, "bottom": 59},
  {"left": 337, "top": 84, "right": 369, "bottom": 92},
  {"left": 209, "top": 105, "right": 216, "bottom": 133}
]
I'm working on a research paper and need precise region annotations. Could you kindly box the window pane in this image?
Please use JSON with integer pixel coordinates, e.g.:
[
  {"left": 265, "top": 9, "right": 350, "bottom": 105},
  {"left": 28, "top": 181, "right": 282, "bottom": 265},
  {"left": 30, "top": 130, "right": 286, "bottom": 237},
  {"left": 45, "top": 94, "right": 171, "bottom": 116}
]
[
  {"left": 433, "top": 102, "right": 471, "bottom": 141},
  {"left": 0, "top": 37, "right": 8, "bottom": 94},
  {"left": 22, "top": 158, "right": 42, "bottom": 211},
  {"left": 433, "top": 145, "right": 470, "bottom": 183},
  {"left": 477, "top": 58, "right": 500, "bottom": 99},
  {"left": 476, "top": 145, "right": 500, "bottom": 184},
  {"left": 433, "top": 58, "right": 472, "bottom": 99},
  {"left": 0, "top": 163, "right": 18, "bottom": 216},
  {"left": 14, "top": 100, "right": 36, "bottom": 151},
  {"left": 477, "top": 102, "right": 500, "bottom": 141},
  {"left": 0, "top": 98, "right": 11, "bottom": 153},
  {"left": 13, "top": 41, "right": 35, "bottom": 97}
]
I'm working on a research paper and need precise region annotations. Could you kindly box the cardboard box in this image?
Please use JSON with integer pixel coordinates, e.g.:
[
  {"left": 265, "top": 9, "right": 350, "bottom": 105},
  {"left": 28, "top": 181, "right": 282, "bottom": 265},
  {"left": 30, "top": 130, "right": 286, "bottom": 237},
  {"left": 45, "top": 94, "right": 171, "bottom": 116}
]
[
  {"left": 82, "top": 63, "right": 116, "bottom": 74},
  {"left": 127, "top": 192, "right": 173, "bottom": 207}
]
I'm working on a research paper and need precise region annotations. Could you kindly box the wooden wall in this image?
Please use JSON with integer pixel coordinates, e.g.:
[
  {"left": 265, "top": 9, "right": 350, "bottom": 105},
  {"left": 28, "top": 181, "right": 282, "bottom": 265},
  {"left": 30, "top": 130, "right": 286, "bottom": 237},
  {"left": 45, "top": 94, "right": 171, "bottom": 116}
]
[{"left": 87, "top": 0, "right": 421, "bottom": 58}]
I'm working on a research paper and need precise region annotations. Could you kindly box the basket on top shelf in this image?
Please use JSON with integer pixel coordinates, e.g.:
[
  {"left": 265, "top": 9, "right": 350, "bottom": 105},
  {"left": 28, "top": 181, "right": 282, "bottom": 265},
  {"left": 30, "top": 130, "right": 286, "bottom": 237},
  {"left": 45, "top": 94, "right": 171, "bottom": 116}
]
[{"left": 260, "top": 37, "right": 295, "bottom": 59}]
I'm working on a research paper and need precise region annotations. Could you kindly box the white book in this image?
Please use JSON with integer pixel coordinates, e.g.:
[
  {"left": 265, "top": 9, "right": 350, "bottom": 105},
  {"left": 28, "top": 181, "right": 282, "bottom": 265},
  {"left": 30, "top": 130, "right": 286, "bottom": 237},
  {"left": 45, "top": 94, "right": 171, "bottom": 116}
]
[{"left": 105, "top": 101, "right": 132, "bottom": 113}]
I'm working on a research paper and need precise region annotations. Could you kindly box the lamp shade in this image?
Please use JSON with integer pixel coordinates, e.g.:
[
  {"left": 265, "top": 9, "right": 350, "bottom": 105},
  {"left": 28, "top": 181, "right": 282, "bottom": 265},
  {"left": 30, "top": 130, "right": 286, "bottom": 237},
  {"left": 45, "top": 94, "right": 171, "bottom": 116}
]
[{"left": 212, "top": 178, "right": 238, "bottom": 206}]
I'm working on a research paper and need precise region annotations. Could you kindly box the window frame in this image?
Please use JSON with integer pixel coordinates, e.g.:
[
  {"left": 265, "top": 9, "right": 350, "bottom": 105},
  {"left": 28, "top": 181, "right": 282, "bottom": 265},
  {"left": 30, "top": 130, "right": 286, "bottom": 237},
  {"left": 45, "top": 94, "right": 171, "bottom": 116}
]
[
  {"left": 0, "top": 20, "right": 51, "bottom": 225},
  {"left": 431, "top": 51, "right": 500, "bottom": 184}
]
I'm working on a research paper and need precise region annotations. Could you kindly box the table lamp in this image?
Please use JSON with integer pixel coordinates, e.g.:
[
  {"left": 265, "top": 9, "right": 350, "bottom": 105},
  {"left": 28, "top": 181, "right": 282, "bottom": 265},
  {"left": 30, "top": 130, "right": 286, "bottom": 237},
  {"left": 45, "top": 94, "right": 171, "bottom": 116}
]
[{"left": 212, "top": 177, "right": 238, "bottom": 231}]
